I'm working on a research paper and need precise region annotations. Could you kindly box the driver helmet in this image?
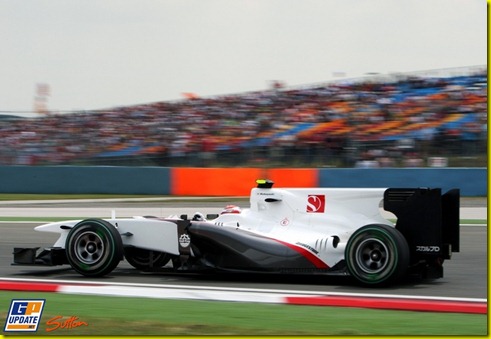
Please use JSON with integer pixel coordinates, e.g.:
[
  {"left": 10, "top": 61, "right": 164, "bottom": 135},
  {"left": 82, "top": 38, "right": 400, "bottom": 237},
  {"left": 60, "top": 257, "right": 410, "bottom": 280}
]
[{"left": 220, "top": 205, "right": 242, "bottom": 214}]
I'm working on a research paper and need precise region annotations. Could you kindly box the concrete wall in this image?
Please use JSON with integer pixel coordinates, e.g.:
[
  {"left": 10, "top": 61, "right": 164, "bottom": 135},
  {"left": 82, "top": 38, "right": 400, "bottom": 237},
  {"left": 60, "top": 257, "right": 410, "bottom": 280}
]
[
  {"left": 0, "top": 166, "right": 171, "bottom": 195},
  {"left": 318, "top": 168, "right": 487, "bottom": 196},
  {"left": 0, "top": 166, "right": 486, "bottom": 196}
]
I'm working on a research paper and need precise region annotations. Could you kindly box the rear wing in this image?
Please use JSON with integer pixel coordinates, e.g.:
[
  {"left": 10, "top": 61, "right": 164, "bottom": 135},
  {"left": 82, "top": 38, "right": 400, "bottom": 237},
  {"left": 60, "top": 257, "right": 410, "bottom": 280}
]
[{"left": 384, "top": 188, "right": 460, "bottom": 260}]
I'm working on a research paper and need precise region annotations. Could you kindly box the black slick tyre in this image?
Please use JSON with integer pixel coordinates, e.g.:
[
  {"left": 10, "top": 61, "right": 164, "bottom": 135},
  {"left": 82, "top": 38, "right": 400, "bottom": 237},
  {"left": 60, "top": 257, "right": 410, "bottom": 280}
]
[
  {"left": 65, "top": 219, "right": 123, "bottom": 277},
  {"left": 345, "top": 224, "right": 409, "bottom": 286},
  {"left": 124, "top": 247, "right": 171, "bottom": 271}
]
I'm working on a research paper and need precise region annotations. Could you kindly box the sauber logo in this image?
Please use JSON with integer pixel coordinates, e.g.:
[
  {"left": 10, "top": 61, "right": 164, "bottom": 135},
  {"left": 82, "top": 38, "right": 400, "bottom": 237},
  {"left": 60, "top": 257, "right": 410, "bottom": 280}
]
[{"left": 307, "top": 195, "right": 325, "bottom": 213}]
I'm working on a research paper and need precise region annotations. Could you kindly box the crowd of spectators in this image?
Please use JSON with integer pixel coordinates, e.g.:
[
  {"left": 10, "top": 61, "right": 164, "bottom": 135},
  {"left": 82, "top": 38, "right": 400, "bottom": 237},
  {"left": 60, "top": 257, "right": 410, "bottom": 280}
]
[{"left": 0, "top": 67, "right": 487, "bottom": 168}]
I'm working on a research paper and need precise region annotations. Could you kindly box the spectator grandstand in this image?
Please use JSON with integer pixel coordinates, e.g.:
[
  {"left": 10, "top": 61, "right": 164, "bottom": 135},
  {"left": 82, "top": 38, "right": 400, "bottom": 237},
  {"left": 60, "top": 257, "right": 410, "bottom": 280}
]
[{"left": 0, "top": 66, "right": 486, "bottom": 168}]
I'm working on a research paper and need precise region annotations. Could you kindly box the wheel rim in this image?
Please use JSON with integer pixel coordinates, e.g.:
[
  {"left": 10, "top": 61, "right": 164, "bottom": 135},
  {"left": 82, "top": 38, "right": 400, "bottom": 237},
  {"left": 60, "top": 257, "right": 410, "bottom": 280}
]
[
  {"left": 73, "top": 230, "right": 105, "bottom": 265},
  {"left": 355, "top": 238, "right": 389, "bottom": 274}
]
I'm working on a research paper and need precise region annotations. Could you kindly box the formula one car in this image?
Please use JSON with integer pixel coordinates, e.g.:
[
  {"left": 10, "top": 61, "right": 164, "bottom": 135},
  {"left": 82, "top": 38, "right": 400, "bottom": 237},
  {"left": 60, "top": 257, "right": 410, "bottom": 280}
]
[{"left": 13, "top": 180, "right": 460, "bottom": 286}]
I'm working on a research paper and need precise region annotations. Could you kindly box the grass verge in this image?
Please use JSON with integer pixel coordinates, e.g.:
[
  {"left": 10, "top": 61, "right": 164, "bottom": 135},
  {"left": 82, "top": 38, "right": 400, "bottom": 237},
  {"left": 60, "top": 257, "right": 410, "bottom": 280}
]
[{"left": 0, "top": 291, "right": 486, "bottom": 336}]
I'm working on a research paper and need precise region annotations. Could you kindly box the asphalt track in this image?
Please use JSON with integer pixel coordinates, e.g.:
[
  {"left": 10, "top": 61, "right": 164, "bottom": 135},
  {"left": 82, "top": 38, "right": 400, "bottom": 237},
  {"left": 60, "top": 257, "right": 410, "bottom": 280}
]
[{"left": 0, "top": 200, "right": 487, "bottom": 301}]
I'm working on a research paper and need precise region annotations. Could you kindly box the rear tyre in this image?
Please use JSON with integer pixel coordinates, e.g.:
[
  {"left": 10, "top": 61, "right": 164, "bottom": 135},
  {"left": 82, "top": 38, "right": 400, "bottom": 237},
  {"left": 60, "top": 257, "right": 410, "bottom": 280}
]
[
  {"left": 65, "top": 219, "right": 123, "bottom": 277},
  {"left": 345, "top": 224, "right": 409, "bottom": 286},
  {"left": 124, "top": 247, "right": 171, "bottom": 271}
]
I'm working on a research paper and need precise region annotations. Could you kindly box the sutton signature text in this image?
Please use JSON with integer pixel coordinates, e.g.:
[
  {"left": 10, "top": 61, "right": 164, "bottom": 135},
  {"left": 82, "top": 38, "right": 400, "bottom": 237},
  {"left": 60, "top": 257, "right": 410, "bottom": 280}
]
[{"left": 45, "top": 316, "right": 89, "bottom": 332}]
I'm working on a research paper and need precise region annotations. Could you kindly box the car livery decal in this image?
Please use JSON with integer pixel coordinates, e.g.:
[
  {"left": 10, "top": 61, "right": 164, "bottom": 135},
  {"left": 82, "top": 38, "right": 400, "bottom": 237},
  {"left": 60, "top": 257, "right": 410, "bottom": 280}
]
[
  {"left": 307, "top": 195, "right": 325, "bottom": 213},
  {"left": 274, "top": 239, "right": 329, "bottom": 269}
]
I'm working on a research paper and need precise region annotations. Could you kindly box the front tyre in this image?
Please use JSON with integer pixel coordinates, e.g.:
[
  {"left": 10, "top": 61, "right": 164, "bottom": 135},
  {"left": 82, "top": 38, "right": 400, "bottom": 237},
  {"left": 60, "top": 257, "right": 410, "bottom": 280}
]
[
  {"left": 65, "top": 219, "right": 123, "bottom": 277},
  {"left": 345, "top": 224, "right": 409, "bottom": 286},
  {"left": 124, "top": 247, "right": 171, "bottom": 271}
]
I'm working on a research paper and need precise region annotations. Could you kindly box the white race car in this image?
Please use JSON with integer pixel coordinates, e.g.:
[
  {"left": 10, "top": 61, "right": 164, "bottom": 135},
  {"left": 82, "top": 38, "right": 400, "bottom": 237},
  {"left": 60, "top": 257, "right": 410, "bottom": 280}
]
[{"left": 13, "top": 180, "right": 460, "bottom": 286}]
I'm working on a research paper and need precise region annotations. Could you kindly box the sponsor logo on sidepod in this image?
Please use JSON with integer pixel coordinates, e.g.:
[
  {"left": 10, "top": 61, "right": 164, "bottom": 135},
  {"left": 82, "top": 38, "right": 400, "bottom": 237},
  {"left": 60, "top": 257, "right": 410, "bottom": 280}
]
[
  {"left": 179, "top": 234, "right": 191, "bottom": 247},
  {"left": 307, "top": 195, "right": 325, "bottom": 213}
]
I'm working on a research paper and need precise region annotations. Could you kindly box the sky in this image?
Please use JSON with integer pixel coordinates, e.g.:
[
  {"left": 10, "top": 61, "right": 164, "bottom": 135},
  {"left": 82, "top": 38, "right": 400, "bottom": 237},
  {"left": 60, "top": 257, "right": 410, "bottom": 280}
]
[{"left": 0, "top": 0, "right": 487, "bottom": 113}]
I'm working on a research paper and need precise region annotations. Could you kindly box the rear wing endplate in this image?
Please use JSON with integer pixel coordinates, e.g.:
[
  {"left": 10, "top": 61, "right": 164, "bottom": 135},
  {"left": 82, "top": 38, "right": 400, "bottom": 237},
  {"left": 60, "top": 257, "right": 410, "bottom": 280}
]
[{"left": 383, "top": 188, "right": 460, "bottom": 258}]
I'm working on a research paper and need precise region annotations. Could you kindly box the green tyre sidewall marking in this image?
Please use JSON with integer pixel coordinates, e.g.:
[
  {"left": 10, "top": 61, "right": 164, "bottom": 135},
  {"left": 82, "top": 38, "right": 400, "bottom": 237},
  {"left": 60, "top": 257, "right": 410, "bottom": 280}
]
[
  {"left": 93, "top": 220, "right": 117, "bottom": 274},
  {"left": 66, "top": 219, "right": 123, "bottom": 277},
  {"left": 363, "top": 227, "right": 397, "bottom": 283},
  {"left": 346, "top": 224, "right": 407, "bottom": 286}
]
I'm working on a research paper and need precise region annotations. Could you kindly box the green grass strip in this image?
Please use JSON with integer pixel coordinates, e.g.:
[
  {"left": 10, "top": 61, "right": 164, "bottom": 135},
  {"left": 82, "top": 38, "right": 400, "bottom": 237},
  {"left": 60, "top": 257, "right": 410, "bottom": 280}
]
[{"left": 0, "top": 291, "right": 486, "bottom": 336}]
